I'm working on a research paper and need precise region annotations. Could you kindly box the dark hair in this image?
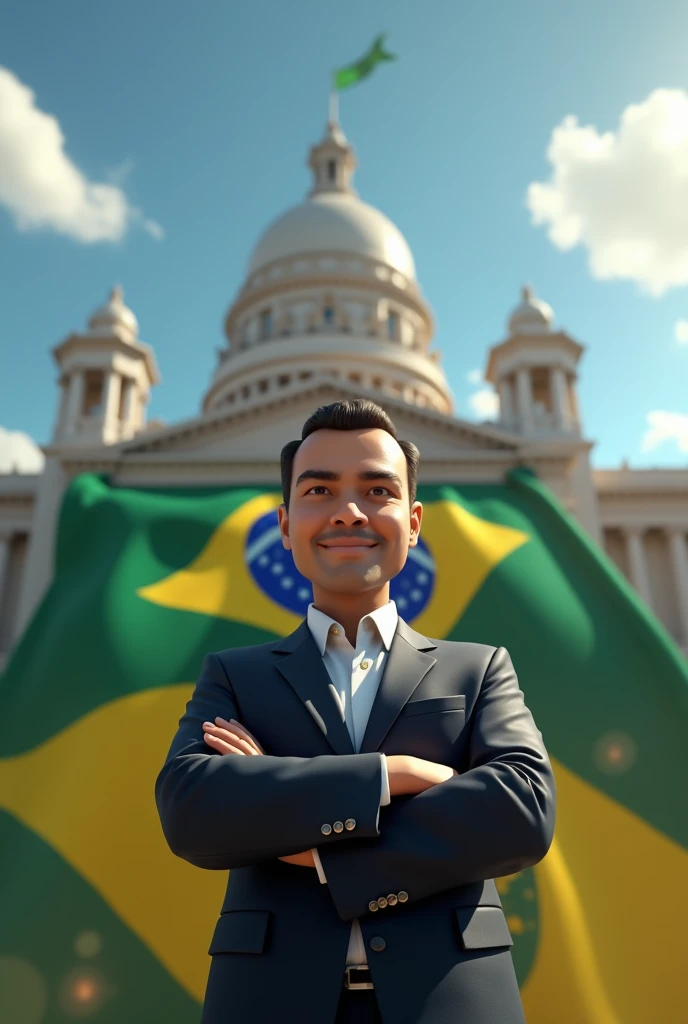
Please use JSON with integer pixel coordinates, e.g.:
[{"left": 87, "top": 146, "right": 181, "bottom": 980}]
[{"left": 280, "top": 398, "right": 419, "bottom": 508}]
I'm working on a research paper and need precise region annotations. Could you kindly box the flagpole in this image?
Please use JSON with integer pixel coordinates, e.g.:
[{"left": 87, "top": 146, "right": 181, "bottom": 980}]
[{"left": 329, "top": 81, "right": 339, "bottom": 124}]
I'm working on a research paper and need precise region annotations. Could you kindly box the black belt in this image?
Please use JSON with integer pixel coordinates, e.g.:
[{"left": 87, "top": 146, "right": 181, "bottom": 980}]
[{"left": 344, "top": 965, "right": 374, "bottom": 990}]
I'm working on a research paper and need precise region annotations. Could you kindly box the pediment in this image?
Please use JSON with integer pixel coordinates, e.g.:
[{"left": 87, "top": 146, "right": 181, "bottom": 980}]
[{"left": 117, "top": 377, "right": 520, "bottom": 461}]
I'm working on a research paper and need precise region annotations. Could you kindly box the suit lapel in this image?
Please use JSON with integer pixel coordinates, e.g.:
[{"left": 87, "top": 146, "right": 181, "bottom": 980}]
[
  {"left": 359, "top": 618, "right": 437, "bottom": 754},
  {"left": 273, "top": 620, "right": 355, "bottom": 756}
]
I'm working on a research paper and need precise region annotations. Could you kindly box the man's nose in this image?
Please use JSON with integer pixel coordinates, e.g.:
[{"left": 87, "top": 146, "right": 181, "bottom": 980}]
[{"left": 330, "top": 501, "right": 369, "bottom": 525}]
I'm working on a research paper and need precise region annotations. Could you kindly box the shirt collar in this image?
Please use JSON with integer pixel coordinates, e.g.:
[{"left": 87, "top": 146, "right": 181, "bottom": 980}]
[{"left": 307, "top": 600, "right": 398, "bottom": 656}]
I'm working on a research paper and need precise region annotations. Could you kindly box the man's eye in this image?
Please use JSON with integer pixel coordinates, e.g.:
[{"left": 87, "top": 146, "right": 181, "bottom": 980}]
[
  {"left": 369, "top": 486, "right": 391, "bottom": 496},
  {"left": 306, "top": 485, "right": 330, "bottom": 495}
]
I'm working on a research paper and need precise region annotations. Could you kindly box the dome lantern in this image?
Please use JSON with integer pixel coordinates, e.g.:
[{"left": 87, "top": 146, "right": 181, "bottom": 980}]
[{"left": 308, "top": 120, "right": 358, "bottom": 197}]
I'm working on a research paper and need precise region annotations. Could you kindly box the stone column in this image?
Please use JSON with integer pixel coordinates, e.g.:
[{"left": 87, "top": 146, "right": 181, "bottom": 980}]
[
  {"left": 0, "top": 532, "right": 10, "bottom": 614},
  {"left": 0, "top": 532, "right": 10, "bottom": 664},
  {"left": 103, "top": 370, "right": 122, "bottom": 442},
  {"left": 64, "top": 371, "right": 85, "bottom": 437},
  {"left": 551, "top": 367, "right": 572, "bottom": 432},
  {"left": 14, "top": 456, "right": 67, "bottom": 642},
  {"left": 515, "top": 367, "right": 534, "bottom": 434},
  {"left": 498, "top": 377, "right": 515, "bottom": 428},
  {"left": 122, "top": 379, "right": 137, "bottom": 428},
  {"left": 624, "top": 526, "right": 652, "bottom": 607},
  {"left": 667, "top": 529, "right": 688, "bottom": 645},
  {"left": 53, "top": 378, "right": 69, "bottom": 440}
]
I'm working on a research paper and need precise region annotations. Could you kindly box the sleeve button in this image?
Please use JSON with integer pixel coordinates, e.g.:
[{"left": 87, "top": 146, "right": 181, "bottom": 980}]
[
  {"left": 368, "top": 900, "right": 379, "bottom": 912},
  {"left": 333, "top": 820, "right": 344, "bottom": 833},
  {"left": 321, "top": 823, "right": 332, "bottom": 836},
  {"left": 377, "top": 896, "right": 388, "bottom": 908},
  {"left": 344, "top": 818, "right": 356, "bottom": 830},
  {"left": 397, "top": 890, "right": 409, "bottom": 902},
  {"left": 386, "top": 893, "right": 398, "bottom": 905}
]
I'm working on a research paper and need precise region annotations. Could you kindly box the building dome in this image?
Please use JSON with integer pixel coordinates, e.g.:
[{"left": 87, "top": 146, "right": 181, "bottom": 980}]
[
  {"left": 508, "top": 284, "right": 554, "bottom": 335},
  {"left": 205, "top": 118, "right": 453, "bottom": 421},
  {"left": 248, "top": 191, "right": 416, "bottom": 281},
  {"left": 88, "top": 285, "right": 139, "bottom": 338},
  {"left": 246, "top": 120, "right": 416, "bottom": 282}
]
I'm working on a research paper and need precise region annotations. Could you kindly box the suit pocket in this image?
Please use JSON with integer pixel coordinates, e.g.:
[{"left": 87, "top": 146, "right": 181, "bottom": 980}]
[
  {"left": 454, "top": 906, "right": 513, "bottom": 950},
  {"left": 208, "top": 910, "right": 271, "bottom": 955},
  {"left": 402, "top": 694, "right": 466, "bottom": 717}
]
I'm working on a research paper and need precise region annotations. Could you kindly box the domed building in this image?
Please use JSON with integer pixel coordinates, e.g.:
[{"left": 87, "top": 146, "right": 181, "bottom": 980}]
[{"left": 0, "top": 120, "right": 687, "bottom": 663}]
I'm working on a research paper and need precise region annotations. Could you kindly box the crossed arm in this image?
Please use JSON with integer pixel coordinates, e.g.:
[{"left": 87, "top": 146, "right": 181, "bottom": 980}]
[
  {"left": 200, "top": 716, "right": 457, "bottom": 868},
  {"left": 155, "top": 647, "right": 556, "bottom": 915}
]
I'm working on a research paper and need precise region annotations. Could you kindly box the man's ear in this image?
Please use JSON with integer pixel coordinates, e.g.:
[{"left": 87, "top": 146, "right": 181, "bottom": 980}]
[
  {"left": 277, "top": 503, "right": 292, "bottom": 549},
  {"left": 408, "top": 501, "right": 423, "bottom": 547}
]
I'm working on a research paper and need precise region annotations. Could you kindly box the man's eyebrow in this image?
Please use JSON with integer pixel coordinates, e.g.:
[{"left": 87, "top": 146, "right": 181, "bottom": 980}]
[
  {"left": 358, "top": 469, "right": 404, "bottom": 487},
  {"left": 294, "top": 469, "right": 339, "bottom": 487},
  {"left": 294, "top": 468, "right": 403, "bottom": 488}
]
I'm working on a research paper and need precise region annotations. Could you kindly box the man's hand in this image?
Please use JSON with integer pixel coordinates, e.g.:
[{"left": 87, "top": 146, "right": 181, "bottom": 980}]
[
  {"left": 202, "top": 717, "right": 315, "bottom": 869},
  {"left": 202, "top": 717, "right": 265, "bottom": 755},
  {"left": 386, "top": 755, "right": 458, "bottom": 796},
  {"left": 278, "top": 850, "right": 316, "bottom": 868}
]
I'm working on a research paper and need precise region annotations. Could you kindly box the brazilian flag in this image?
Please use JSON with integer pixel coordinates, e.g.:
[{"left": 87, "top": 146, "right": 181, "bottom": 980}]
[
  {"left": 332, "top": 34, "right": 397, "bottom": 91},
  {"left": 0, "top": 468, "right": 686, "bottom": 1022}
]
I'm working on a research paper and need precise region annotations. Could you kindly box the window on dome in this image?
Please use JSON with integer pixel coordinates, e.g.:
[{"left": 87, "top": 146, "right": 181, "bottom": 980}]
[
  {"left": 328, "top": 160, "right": 336, "bottom": 182},
  {"left": 387, "top": 311, "right": 400, "bottom": 341},
  {"left": 259, "top": 308, "right": 273, "bottom": 341},
  {"left": 278, "top": 374, "right": 291, "bottom": 387},
  {"left": 323, "top": 305, "right": 335, "bottom": 327}
]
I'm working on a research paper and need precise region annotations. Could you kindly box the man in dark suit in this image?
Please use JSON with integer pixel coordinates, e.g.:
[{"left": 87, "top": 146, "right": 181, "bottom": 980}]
[{"left": 156, "top": 398, "right": 556, "bottom": 1024}]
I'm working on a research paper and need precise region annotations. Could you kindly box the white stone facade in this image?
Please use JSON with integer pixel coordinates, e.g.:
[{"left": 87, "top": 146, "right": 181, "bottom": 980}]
[{"left": 1, "top": 123, "right": 687, "bottom": 668}]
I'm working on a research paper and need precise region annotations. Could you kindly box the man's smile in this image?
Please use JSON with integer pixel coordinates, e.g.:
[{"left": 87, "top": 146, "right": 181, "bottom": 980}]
[{"left": 317, "top": 537, "right": 379, "bottom": 550}]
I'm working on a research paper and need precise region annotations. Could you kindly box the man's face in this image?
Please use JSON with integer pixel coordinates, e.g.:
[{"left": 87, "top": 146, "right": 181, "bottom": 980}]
[{"left": 278, "top": 427, "right": 422, "bottom": 597}]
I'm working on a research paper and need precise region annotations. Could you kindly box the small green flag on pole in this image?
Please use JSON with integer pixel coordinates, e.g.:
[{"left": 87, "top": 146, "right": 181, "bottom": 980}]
[{"left": 332, "top": 33, "right": 397, "bottom": 91}]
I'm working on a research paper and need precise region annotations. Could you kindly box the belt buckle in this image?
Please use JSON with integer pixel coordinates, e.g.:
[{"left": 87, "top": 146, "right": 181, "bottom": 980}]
[{"left": 345, "top": 965, "right": 374, "bottom": 990}]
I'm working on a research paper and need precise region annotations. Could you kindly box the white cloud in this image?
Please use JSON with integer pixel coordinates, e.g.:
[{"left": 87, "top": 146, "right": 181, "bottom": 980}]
[
  {"left": 463, "top": 369, "right": 499, "bottom": 420},
  {"left": 527, "top": 89, "right": 688, "bottom": 297},
  {"left": 142, "top": 218, "right": 165, "bottom": 241},
  {"left": 467, "top": 388, "right": 500, "bottom": 421},
  {"left": 640, "top": 410, "right": 688, "bottom": 454},
  {"left": 0, "top": 427, "right": 45, "bottom": 474},
  {"left": 674, "top": 320, "right": 688, "bottom": 345},
  {"left": 0, "top": 66, "right": 163, "bottom": 243}
]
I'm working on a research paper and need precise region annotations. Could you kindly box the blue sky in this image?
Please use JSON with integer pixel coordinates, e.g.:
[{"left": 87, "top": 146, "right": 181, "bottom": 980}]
[{"left": 1, "top": 0, "right": 687, "bottom": 468}]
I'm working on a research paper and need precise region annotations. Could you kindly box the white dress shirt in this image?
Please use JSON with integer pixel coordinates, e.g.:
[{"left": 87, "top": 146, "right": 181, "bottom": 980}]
[{"left": 306, "top": 599, "right": 396, "bottom": 967}]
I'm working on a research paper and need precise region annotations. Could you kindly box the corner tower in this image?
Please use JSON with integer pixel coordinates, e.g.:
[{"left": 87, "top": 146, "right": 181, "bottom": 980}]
[
  {"left": 52, "top": 286, "right": 160, "bottom": 445},
  {"left": 485, "top": 285, "right": 584, "bottom": 437}
]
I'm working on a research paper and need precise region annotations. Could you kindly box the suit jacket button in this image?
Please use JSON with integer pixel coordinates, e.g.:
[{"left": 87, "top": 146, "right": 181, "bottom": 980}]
[
  {"left": 344, "top": 818, "right": 356, "bottom": 831},
  {"left": 397, "top": 890, "right": 409, "bottom": 902},
  {"left": 321, "top": 823, "right": 332, "bottom": 836},
  {"left": 368, "top": 900, "right": 379, "bottom": 912},
  {"left": 370, "top": 936, "right": 386, "bottom": 952},
  {"left": 386, "top": 893, "right": 398, "bottom": 905},
  {"left": 377, "top": 896, "right": 388, "bottom": 908},
  {"left": 333, "top": 820, "right": 344, "bottom": 833}
]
